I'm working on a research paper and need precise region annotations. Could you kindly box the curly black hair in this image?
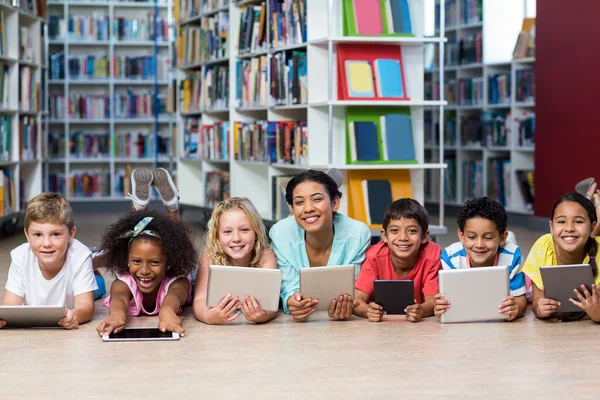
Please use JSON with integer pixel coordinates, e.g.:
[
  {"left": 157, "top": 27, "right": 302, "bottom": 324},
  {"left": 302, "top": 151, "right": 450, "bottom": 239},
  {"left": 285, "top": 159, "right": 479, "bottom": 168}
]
[
  {"left": 285, "top": 169, "right": 342, "bottom": 206},
  {"left": 99, "top": 210, "right": 198, "bottom": 277},
  {"left": 457, "top": 197, "right": 507, "bottom": 233}
]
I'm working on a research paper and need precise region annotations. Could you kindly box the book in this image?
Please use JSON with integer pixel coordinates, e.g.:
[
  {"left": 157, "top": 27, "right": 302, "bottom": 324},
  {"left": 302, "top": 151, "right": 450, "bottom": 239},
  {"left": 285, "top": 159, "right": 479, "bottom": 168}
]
[
  {"left": 379, "top": 114, "right": 415, "bottom": 162},
  {"left": 348, "top": 121, "right": 379, "bottom": 162},
  {"left": 352, "top": 0, "right": 383, "bottom": 35},
  {"left": 373, "top": 58, "right": 404, "bottom": 98},
  {"left": 345, "top": 60, "right": 375, "bottom": 98},
  {"left": 362, "top": 179, "right": 393, "bottom": 225}
]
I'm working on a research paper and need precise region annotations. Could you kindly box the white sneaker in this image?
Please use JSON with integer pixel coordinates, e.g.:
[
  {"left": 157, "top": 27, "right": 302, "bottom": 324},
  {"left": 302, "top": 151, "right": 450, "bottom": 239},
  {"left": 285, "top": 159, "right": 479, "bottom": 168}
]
[
  {"left": 152, "top": 168, "right": 179, "bottom": 211},
  {"left": 129, "top": 168, "right": 154, "bottom": 211}
]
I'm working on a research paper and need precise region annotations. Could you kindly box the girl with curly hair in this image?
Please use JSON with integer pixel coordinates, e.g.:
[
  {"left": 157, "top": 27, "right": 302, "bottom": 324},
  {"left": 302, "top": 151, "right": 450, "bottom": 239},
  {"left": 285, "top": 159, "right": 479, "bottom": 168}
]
[
  {"left": 193, "top": 197, "right": 277, "bottom": 325},
  {"left": 96, "top": 168, "right": 198, "bottom": 337}
]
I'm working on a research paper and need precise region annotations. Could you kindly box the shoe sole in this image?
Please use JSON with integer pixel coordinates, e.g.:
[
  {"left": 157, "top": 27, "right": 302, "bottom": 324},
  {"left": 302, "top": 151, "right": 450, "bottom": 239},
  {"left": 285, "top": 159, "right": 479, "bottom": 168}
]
[
  {"left": 132, "top": 168, "right": 154, "bottom": 204},
  {"left": 153, "top": 168, "right": 177, "bottom": 204}
]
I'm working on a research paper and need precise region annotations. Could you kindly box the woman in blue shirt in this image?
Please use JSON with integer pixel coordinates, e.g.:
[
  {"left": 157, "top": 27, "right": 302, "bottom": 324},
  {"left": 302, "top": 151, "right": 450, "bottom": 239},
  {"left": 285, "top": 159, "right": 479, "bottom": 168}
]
[{"left": 269, "top": 170, "right": 371, "bottom": 321}]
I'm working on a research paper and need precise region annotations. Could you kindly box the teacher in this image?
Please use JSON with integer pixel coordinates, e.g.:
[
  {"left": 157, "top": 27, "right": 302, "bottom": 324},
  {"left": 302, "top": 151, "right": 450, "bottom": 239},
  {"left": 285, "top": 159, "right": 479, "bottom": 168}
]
[{"left": 269, "top": 169, "right": 371, "bottom": 321}]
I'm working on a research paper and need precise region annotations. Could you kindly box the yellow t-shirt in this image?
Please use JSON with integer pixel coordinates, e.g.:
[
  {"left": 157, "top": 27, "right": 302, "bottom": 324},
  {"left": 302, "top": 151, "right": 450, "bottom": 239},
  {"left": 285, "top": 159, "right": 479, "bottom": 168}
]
[{"left": 522, "top": 233, "right": 600, "bottom": 289}]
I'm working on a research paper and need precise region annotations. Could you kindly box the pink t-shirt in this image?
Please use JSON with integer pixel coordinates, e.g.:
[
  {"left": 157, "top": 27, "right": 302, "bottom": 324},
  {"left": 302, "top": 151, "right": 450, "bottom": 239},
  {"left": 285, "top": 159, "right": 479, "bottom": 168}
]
[
  {"left": 103, "top": 273, "right": 192, "bottom": 316},
  {"left": 355, "top": 241, "right": 442, "bottom": 304}
]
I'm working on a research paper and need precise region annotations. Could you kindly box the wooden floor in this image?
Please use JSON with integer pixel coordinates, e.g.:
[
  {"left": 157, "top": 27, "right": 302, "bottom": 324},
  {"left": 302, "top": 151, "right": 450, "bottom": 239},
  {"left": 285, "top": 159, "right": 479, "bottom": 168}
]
[{"left": 0, "top": 212, "right": 597, "bottom": 399}]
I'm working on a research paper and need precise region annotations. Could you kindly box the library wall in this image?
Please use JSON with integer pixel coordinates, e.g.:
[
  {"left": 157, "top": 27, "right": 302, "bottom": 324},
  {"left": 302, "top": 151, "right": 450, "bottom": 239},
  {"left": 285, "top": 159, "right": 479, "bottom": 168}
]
[{"left": 535, "top": 0, "right": 600, "bottom": 217}]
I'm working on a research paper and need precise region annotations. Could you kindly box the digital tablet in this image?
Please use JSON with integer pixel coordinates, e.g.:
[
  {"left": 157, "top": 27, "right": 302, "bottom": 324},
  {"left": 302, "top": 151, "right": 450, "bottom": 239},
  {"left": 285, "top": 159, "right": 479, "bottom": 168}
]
[
  {"left": 540, "top": 264, "right": 595, "bottom": 313},
  {"left": 0, "top": 305, "right": 66, "bottom": 328},
  {"left": 206, "top": 265, "right": 282, "bottom": 312},
  {"left": 102, "top": 328, "right": 180, "bottom": 342},
  {"left": 373, "top": 280, "right": 415, "bottom": 315},
  {"left": 300, "top": 265, "right": 355, "bottom": 311},
  {"left": 439, "top": 266, "right": 510, "bottom": 323}
]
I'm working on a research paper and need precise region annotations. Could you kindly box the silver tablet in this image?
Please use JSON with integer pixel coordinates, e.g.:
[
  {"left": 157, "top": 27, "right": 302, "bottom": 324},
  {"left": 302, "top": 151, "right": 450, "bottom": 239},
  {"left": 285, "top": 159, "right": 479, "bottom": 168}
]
[
  {"left": 540, "top": 264, "right": 594, "bottom": 313},
  {"left": 102, "top": 328, "right": 180, "bottom": 342},
  {"left": 439, "top": 266, "right": 510, "bottom": 323},
  {"left": 0, "top": 305, "right": 66, "bottom": 328},
  {"left": 206, "top": 265, "right": 282, "bottom": 312},
  {"left": 300, "top": 265, "right": 355, "bottom": 311}
]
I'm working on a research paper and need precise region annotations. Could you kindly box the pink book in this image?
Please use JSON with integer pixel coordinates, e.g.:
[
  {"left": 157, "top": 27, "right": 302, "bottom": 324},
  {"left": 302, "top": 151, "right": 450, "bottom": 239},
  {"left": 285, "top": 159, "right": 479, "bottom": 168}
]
[{"left": 353, "top": 0, "right": 383, "bottom": 35}]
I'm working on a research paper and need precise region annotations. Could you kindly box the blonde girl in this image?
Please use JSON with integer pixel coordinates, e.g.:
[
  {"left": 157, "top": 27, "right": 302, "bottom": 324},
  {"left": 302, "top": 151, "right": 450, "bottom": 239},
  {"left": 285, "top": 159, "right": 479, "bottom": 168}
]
[{"left": 193, "top": 197, "right": 277, "bottom": 324}]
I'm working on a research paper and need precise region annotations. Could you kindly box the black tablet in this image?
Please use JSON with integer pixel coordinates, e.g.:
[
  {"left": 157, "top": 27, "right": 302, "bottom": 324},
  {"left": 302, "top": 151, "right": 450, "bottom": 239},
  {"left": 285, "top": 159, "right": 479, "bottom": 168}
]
[
  {"left": 102, "top": 328, "right": 180, "bottom": 342},
  {"left": 374, "top": 280, "right": 415, "bottom": 315},
  {"left": 540, "top": 264, "right": 595, "bottom": 313}
]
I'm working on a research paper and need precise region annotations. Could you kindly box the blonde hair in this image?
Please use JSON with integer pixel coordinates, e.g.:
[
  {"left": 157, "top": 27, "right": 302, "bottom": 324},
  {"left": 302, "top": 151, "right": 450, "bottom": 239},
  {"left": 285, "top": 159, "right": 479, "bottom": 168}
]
[
  {"left": 25, "top": 192, "right": 75, "bottom": 231},
  {"left": 205, "top": 197, "right": 269, "bottom": 268}
]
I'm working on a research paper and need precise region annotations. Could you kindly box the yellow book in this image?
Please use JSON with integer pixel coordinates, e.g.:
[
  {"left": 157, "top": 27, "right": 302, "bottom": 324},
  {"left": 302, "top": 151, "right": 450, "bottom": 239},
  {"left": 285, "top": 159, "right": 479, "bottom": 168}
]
[{"left": 345, "top": 60, "right": 375, "bottom": 97}]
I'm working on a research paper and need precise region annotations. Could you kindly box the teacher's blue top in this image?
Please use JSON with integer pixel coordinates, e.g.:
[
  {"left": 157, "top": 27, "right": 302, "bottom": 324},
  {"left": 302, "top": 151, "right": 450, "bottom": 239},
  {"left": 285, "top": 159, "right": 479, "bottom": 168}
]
[{"left": 269, "top": 213, "right": 371, "bottom": 313}]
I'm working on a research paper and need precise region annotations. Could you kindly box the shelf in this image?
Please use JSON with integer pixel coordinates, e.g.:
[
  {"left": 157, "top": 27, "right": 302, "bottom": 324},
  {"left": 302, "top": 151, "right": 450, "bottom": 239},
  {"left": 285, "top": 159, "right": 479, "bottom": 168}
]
[
  {"left": 458, "top": 20, "right": 484, "bottom": 30},
  {"left": 271, "top": 42, "right": 308, "bottom": 53},
  {"left": 310, "top": 36, "right": 446, "bottom": 46},
  {"left": 114, "top": 41, "right": 170, "bottom": 47},
  {"left": 311, "top": 100, "right": 447, "bottom": 107},
  {"left": 514, "top": 101, "right": 535, "bottom": 107},
  {"left": 181, "top": 110, "right": 203, "bottom": 117},
  {"left": 18, "top": 9, "right": 41, "bottom": 22},
  {"left": 270, "top": 163, "right": 318, "bottom": 171},
  {"left": 237, "top": 49, "right": 269, "bottom": 59},
  {"left": 201, "top": 4, "right": 229, "bottom": 17},
  {"left": 445, "top": 63, "right": 484, "bottom": 71},
  {"left": 513, "top": 147, "right": 535, "bottom": 153},
  {"left": 18, "top": 110, "right": 38, "bottom": 116},
  {"left": 203, "top": 57, "right": 229, "bottom": 66},
  {"left": 48, "top": 1, "right": 109, "bottom": 6},
  {"left": 66, "top": 40, "right": 111, "bottom": 46},
  {"left": 113, "top": 1, "right": 169, "bottom": 8},
  {"left": 18, "top": 60, "right": 41, "bottom": 68},
  {"left": 203, "top": 108, "right": 229, "bottom": 115},
  {"left": 334, "top": 163, "right": 447, "bottom": 170},
  {"left": 486, "top": 146, "right": 511, "bottom": 152},
  {"left": 486, "top": 103, "right": 511, "bottom": 109},
  {"left": 68, "top": 158, "right": 111, "bottom": 163},
  {"left": 0, "top": 55, "right": 18, "bottom": 64},
  {"left": 0, "top": 108, "right": 17, "bottom": 114},
  {"left": 202, "top": 159, "right": 230, "bottom": 165},
  {"left": 234, "top": 0, "right": 264, "bottom": 7},
  {"left": 114, "top": 117, "right": 173, "bottom": 124},
  {"left": 114, "top": 157, "right": 171, "bottom": 163},
  {"left": 271, "top": 104, "right": 308, "bottom": 111},
  {"left": 446, "top": 105, "right": 483, "bottom": 111},
  {"left": 180, "top": 62, "right": 203, "bottom": 70},
  {"left": 236, "top": 106, "right": 269, "bottom": 112},
  {"left": 50, "top": 119, "right": 111, "bottom": 124},
  {"left": 512, "top": 57, "right": 535, "bottom": 64},
  {"left": 505, "top": 207, "right": 534, "bottom": 215},
  {"left": 64, "top": 79, "right": 112, "bottom": 85},
  {"left": 113, "top": 80, "right": 169, "bottom": 85}
]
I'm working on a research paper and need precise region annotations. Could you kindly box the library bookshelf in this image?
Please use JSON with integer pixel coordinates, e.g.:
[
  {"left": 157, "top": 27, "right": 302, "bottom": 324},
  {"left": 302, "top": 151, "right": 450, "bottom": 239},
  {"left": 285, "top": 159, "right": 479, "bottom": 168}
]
[
  {"left": 176, "top": 0, "right": 449, "bottom": 235},
  {"left": 0, "top": 0, "right": 46, "bottom": 232},
  {"left": 45, "top": 0, "right": 176, "bottom": 202},
  {"left": 424, "top": 0, "right": 535, "bottom": 215}
]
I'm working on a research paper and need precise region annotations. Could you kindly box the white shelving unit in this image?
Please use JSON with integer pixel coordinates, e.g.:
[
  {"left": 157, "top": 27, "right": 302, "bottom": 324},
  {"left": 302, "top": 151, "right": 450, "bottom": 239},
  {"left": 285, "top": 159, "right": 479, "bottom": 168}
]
[
  {"left": 45, "top": 0, "right": 176, "bottom": 202},
  {"left": 425, "top": 0, "right": 534, "bottom": 215},
  {"left": 177, "top": 0, "right": 449, "bottom": 235},
  {"left": 0, "top": 2, "right": 45, "bottom": 229}
]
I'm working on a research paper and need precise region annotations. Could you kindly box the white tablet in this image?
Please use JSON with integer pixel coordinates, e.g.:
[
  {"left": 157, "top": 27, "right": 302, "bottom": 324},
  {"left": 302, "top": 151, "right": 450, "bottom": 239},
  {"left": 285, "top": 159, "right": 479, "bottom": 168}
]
[
  {"left": 102, "top": 328, "right": 180, "bottom": 342},
  {"left": 300, "top": 265, "right": 355, "bottom": 311},
  {"left": 0, "top": 305, "right": 66, "bottom": 328},
  {"left": 439, "top": 266, "right": 510, "bottom": 323},
  {"left": 206, "top": 265, "right": 282, "bottom": 312},
  {"left": 540, "top": 264, "right": 594, "bottom": 313}
]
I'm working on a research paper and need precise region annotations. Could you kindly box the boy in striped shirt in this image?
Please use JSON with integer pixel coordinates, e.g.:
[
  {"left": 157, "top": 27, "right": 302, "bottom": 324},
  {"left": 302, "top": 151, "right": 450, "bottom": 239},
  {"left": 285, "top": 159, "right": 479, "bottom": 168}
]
[{"left": 435, "top": 197, "right": 527, "bottom": 321}]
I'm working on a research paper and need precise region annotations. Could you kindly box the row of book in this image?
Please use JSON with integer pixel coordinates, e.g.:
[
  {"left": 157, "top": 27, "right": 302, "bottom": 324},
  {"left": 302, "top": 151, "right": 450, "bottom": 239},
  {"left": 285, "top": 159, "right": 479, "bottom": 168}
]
[
  {"left": 238, "top": 5, "right": 266, "bottom": 55},
  {"left": 180, "top": 71, "right": 202, "bottom": 113},
  {"left": 115, "top": 132, "right": 171, "bottom": 158},
  {"left": 0, "top": 169, "right": 17, "bottom": 215},
  {"left": 0, "top": 115, "right": 9, "bottom": 161},
  {"left": 19, "top": 116, "right": 37, "bottom": 161},
  {"left": 424, "top": 111, "right": 458, "bottom": 147},
  {"left": 205, "top": 170, "right": 229, "bottom": 208},
  {"left": 452, "top": 77, "right": 483, "bottom": 106},
  {"left": 49, "top": 53, "right": 171, "bottom": 81},
  {"left": 269, "top": 0, "right": 306, "bottom": 48},
  {"left": 488, "top": 73, "right": 510, "bottom": 105},
  {"left": 180, "top": 66, "right": 229, "bottom": 112},
  {"left": 234, "top": 120, "right": 307, "bottom": 165},
  {"left": 177, "top": 0, "right": 228, "bottom": 23},
  {"left": 516, "top": 68, "right": 535, "bottom": 103},
  {"left": 114, "top": 91, "right": 168, "bottom": 118},
  {"left": 346, "top": 108, "right": 415, "bottom": 164},
  {"left": 49, "top": 15, "right": 168, "bottom": 41},
  {"left": 20, "top": 66, "right": 39, "bottom": 112},
  {"left": 234, "top": 51, "right": 307, "bottom": 108},
  {"left": 343, "top": 0, "right": 412, "bottom": 36},
  {"left": 445, "top": 33, "right": 483, "bottom": 66},
  {"left": 338, "top": 44, "right": 407, "bottom": 100},
  {"left": 177, "top": 13, "right": 229, "bottom": 67},
  {"left": 435, "top": 0, "right": 482, "bottom": 30},
  {"left": 0, "top": 64, "right": 8, "bottom": 108},
  {"left": 49, "top": 93, "right": 168, "bottom": 119},
  {"left": 49, "top": 171, "right": 111, "bottom": 198},
  {"left": 0, "top": 11, "right": 5, "bottom": 57},
  {"left": 183, "top": 119, "right": 229, "bottom": 160},
  {"left": 424, "top": 160, "right": 457, "bottom": 203}
]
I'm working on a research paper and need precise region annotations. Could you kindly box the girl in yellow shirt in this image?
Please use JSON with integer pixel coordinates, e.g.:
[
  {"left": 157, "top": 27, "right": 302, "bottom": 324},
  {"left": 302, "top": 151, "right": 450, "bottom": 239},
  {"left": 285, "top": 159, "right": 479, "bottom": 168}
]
[{"left": 522, "top": 192, "right": 600, "bottom": 321}]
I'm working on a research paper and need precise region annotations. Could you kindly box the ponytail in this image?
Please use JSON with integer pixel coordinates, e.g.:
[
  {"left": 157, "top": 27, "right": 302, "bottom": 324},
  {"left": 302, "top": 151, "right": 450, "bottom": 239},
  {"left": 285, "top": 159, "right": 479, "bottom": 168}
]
[{"left": 586, "top": 238, "right": 598, "bottom": 278}]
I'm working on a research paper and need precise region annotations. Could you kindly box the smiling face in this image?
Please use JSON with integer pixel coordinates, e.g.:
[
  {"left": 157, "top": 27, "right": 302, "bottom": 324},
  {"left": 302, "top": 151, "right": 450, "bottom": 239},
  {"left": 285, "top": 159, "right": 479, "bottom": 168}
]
[
  {"left": 218, "top": 210, "right": 257, "bottom": 266},
  {"left": 381, "top": 218, "right": 429, "bottom": 267},
  {"left": 128, "top": 239, "right": 167, "bottom": 295},
  {"left": 458, "top": 217, "right": 508, "bottom": 267},
  {"left": 550, "top": 201, "right": 595, "bottom": 255},
  {"left": 25, "top": 222, "right": 75, "bottom": 271},
  {"left": 291, "top": 181, "right": 340, "bottom": 234}
]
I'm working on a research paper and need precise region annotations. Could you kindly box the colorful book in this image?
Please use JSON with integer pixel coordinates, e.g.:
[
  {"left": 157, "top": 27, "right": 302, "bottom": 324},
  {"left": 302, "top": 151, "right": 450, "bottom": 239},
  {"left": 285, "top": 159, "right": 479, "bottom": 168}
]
[
  {"left": 380, "top": 114, "right": 415, "bottom": 162},
  {"left": 362, "top": 179, "right": 393, "bottom": 225},
  {"left": 345, "top": 60, "right": 375, "bottom": 98},
  {"left": 389, "top": 0, "right": 412, "bottom": 34},
  {"left": 374, "top": 58, "right": 405, "bottom": 98},
  {"left": 352, "top": 0, "right": 383, "bottom": 35},
  {"left": 349, "top": 121, "right": 379, "bottom": 161}
]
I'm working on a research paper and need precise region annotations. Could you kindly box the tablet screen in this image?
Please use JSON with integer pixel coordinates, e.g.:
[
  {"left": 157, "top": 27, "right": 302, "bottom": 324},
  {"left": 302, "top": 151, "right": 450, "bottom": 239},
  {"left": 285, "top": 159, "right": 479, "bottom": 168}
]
[{"left": 108, "top": 328, "right": 174, "bottom": 339}]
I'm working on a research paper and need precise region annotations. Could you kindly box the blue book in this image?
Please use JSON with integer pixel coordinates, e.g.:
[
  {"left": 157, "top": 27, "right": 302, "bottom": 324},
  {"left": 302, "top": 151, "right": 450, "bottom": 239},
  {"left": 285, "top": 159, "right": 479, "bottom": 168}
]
[
  {"left": 349, "top": 121, "right": 380, "bottom": 162},
  {"left": 380, "top": 114, "right": 416, "bottom": 162},
  {"left": 362, "top": 180, "right": 393, "bottom": 225},
  {"left": 389, "top": 0, "right": 412, "bottom": 34},
  {"left": 374, "top": 59, "right": 404, "bottom": 98}
]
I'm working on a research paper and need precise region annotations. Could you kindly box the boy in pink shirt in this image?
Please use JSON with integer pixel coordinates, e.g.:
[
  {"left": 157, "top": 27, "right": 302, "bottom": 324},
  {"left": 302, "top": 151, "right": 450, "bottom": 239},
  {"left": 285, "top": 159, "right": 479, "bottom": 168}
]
[{"left": 354, "top": 198, "right": 442, "bottom": 322}]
